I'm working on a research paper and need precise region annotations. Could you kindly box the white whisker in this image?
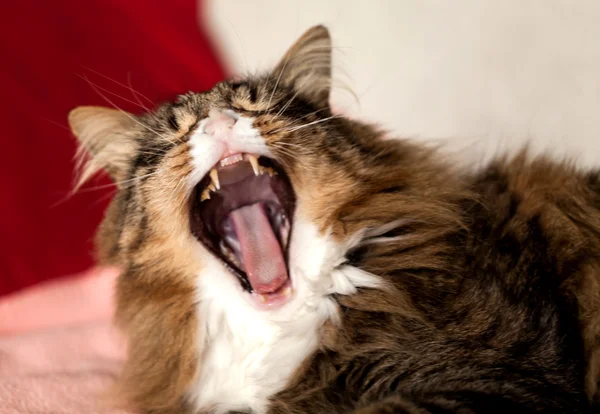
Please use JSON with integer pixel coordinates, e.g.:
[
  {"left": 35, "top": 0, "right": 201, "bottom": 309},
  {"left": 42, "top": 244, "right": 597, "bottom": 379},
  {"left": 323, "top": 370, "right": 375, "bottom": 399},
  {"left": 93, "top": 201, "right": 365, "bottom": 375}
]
[
  {"left": 82, "top": 66, "right": 154, "bottom": 106},
  {"left": 271, "top": 141, "right": 305, "bottom": 149},
  {"left": 276, "top": 88, "right": 302, "bottom": 118},
  {"left": 269, "top": 115, "right": 342, "bottom": 135},
  {"left": 227, "top": 19, "right": 249, "bottom": 75},
  {"left": 126, "top": 71, "right": 154, "bottom": 110},
  {"left": 79, "top": 75, "right": 149, "bottom": 111},
  {"left": 80, "top": 74, "right": 177, "bottom": 146},
  {"left": 267, "top": 54, "right": 291, "bottom": 110},
  {"left": 284, "top": 115, "right": 342, "bottom": 133}
]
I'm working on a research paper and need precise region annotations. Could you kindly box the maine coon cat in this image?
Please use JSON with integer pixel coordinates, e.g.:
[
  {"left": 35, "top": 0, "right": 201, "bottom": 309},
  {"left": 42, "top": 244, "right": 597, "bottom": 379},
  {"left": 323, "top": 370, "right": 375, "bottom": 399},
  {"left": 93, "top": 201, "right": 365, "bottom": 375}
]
[{"left": 68, "top": 26, "right": 600, "bottom": 413}]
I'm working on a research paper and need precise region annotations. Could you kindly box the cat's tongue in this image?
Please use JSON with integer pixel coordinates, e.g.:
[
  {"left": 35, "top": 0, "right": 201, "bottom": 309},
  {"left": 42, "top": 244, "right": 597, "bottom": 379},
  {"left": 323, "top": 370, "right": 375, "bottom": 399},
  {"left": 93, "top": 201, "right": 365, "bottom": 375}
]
[{"left": 229, "top": 203, "right": 288, "bottom": 294}]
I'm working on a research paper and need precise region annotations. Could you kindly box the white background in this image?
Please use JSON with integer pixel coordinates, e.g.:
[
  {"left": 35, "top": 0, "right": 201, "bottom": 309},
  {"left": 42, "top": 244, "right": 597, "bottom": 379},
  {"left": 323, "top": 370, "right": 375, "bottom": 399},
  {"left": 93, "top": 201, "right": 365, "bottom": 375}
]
[{"left": 204, "top": 1, "right": 600, "bottom": 168}]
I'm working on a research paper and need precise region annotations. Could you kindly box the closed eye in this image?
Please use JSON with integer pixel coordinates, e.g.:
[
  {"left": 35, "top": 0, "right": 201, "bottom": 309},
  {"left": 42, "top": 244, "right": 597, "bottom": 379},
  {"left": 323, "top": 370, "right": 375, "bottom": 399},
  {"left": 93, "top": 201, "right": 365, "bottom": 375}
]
[
  {"left": 230, "top": 105, "right": 271, "bottom": 116},
  {"left": 231, "top": 105, "right": 256, "bottom": 113}
]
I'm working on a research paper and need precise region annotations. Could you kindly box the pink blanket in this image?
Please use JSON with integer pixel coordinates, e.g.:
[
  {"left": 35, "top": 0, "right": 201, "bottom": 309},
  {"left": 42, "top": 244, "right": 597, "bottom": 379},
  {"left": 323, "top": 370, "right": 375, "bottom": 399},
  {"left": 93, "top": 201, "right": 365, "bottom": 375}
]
[{"left": 0, "top": 267, "right": 133, "bottom": 413}]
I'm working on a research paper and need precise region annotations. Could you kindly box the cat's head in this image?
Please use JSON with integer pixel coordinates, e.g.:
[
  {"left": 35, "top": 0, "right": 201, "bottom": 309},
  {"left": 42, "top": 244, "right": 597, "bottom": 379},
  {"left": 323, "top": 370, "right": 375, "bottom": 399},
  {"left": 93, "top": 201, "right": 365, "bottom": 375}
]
[{"left": 68, "top": 25, "right": 396, "bottom": 318}]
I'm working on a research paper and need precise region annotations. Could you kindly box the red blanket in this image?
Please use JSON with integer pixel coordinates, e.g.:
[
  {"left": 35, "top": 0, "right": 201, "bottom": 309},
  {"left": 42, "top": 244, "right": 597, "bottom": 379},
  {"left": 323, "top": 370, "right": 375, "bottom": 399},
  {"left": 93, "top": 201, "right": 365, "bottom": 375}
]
[
  {"left": 1, "top": 0, "right": 225, "bottom": 296},
  {"left": 0, "top": 1, "right": 225, "bottom": 409}
]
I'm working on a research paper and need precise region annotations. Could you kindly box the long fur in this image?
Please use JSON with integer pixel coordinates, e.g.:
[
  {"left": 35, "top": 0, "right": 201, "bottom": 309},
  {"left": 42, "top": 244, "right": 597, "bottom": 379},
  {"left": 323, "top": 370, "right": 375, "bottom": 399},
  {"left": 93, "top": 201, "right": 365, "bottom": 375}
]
[{"left": 68, "top": 26, "right": 600, "bottom": 413}]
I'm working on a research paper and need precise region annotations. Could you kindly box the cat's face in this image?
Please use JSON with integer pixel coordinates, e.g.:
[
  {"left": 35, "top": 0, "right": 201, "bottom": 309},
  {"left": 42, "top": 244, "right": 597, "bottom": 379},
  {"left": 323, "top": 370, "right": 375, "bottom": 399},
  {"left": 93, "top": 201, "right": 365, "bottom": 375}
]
[{"left": 68, "top": 26, "right": 377, "bottom": 319}]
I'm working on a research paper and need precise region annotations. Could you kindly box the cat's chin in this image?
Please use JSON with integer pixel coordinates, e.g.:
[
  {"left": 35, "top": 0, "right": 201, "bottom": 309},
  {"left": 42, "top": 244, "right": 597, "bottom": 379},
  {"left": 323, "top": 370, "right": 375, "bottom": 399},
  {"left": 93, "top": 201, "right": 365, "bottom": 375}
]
[
  {"left": 248, "top": 277, "right": 294, "bottom": 309},
  {"left": 190, "top": 152, "right": 297, "bottom": 308}
]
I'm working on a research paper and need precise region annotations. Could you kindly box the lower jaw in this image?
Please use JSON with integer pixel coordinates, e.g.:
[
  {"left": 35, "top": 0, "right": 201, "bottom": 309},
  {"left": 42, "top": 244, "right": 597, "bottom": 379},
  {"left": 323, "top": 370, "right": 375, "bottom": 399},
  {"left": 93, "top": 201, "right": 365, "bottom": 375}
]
[{"left": 249, "top": 278, "right": 294, "bottom": 309}]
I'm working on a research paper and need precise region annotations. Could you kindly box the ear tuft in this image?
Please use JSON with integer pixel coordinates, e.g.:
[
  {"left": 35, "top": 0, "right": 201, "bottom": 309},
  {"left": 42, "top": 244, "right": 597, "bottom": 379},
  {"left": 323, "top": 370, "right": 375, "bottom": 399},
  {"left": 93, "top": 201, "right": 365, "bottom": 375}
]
[
  {"left": 273, "top": 25, "right": 332, "bottom": 107},
  {"left": 68, "top": 106, "right": 139, "bottom": 189}
]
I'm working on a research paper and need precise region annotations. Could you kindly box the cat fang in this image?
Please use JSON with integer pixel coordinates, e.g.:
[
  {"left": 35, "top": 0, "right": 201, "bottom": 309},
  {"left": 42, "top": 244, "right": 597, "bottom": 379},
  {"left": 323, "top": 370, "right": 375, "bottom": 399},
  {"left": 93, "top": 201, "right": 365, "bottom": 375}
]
[
  {"left": 191, "top": 152, "right": 296, "bottom": 308},
  {"left": 199, "top": 155, "right": 278, "bottom": 201}
]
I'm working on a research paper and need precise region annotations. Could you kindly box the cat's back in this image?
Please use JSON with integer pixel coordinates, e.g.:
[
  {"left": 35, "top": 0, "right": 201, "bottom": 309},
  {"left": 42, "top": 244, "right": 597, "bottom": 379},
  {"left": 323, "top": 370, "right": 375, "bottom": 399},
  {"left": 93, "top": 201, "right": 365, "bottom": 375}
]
[
  {"left": 290, "top": 154, "right": 600, "bottom": 412},
  {"left": 464, "top": 154, "right": 600, "bottom": 404},
  {"left": 466, "top": 154, "right": 600, "bottom": 294}
]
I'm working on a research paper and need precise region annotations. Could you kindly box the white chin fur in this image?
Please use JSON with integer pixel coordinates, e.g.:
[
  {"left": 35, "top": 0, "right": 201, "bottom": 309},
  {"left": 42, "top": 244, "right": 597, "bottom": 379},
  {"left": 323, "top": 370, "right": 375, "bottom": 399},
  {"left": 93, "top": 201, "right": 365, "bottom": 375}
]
[
  {"left": 186, "top": 212, "right": 381, "bottom": 414},
  {"left": 186, "top": 113, "right": 382, "bottom": 413}
]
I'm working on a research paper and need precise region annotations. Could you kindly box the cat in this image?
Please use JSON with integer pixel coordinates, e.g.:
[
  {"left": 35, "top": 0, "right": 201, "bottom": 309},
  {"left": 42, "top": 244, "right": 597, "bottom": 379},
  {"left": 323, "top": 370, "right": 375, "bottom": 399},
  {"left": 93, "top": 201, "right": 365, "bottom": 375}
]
[{"left": 68, "top": 26, "right": 600, "bottom": 413}]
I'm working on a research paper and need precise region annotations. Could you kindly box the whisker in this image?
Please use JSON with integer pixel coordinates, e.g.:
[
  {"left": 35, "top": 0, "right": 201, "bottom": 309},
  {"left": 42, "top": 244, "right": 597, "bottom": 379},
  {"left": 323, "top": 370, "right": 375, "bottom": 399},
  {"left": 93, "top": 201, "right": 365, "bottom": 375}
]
[
  {"left": 82, "top": 164, "right": 173, "bottom": 194},
  {"left": 82, "top": 66, "right": 154, "bottom": 106},
  {"left": 44, "top": 118, "right": 72, "bottom": 132},
  {"left": 271, "top": 107, "right": 331, "bottom": 128},
  {"left": 159, "top": 175, "right": 181, "bottom": 199},
  {"left": 126, "top": 72, "right": 152, "bottom": 111},
  {"left": 79, "top": 75, "right": 149, "bottom": 111},
  {"left": 227, "top": 19, "right": 249, "bottom": 74},
  {"left": 79, "top": 74, "right": 176, "bottom": 146},
  {"left": 269, "top": 144, "right": 309, "bottom": 162},
  {"left": 276, "top": 88, "right": 302, "bottom": 118},
  {"left": 88, "top": 190, "right": 120, "bottom": 208},
  {"left": 166, "top": 175, "right": 188, "bottom": 201},
  {"left": 267, "top": 50, "right": 292, "bottom": 110},
  {"left": 271, "top": 141, "right": 308, "bottom": 151},
  {"left": 69, "top": 182, "right": 117, "bottom": 193},
  {"left": 271, "top": 149, "right": 301, "bottom": 162},
  {"left": 50, "top": 185, "right": 116, "bottom": 209},
  {"left": 283, "top": 115, "right": 342, "bottom": 133},
  {"left": 62, "top": 159, "right": 188, "bottom": 206}
]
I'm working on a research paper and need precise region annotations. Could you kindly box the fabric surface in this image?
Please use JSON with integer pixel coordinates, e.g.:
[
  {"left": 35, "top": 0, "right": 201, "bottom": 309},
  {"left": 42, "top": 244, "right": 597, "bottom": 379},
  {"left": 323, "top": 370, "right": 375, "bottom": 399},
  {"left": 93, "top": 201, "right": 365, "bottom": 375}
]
[
  {"left": 0, "top": 267, "right": 132, "bottom": 413},
  {"left": 1, "top": 0, "right": 225, "bottom": 296}
]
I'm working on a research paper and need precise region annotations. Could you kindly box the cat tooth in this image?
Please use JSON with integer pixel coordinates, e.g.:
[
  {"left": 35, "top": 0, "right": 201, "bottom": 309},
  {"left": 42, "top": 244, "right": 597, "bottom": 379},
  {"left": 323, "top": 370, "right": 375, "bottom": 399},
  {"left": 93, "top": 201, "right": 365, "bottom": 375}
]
[
  {"left": 207, "top": 182, "right": 217, "bottom": 193},
  {"left": 247, "top": 155, "right": 260, "bottom": 176},
  {"left": 265, "top": 167, "right": 277, "bottom": 177},
  {"left": 282, "top": 287, "right": 292, "bottom": 297},
  {"left": 220, "top": 153, "right": 244, "bottom": 167},
  {"left": 258, "top": 294, "right": 268, "bottom": 303},
  {"left": 200, "top": 188, "right": 211, "bottom": 201},
  {"left": 209, "top": 168, "right": 220, "bottom": 190}
]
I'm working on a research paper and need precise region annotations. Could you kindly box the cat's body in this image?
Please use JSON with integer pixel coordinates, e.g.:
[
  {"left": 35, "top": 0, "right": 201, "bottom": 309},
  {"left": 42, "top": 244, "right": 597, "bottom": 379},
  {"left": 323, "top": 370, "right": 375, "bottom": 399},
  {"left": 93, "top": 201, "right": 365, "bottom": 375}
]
[
  {"left": 270, "top": 151, "right": 600, "bottom": 413},
  {"left": 68, "top": 26, "right": 600, "bottom": 413}
]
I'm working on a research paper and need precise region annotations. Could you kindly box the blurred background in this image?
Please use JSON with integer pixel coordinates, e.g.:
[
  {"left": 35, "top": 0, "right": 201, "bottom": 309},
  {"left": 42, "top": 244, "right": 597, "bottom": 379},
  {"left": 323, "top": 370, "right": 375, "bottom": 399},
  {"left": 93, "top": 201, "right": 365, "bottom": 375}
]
[{"left": 2, "top": 0, "right": 600, "bottom": 297}]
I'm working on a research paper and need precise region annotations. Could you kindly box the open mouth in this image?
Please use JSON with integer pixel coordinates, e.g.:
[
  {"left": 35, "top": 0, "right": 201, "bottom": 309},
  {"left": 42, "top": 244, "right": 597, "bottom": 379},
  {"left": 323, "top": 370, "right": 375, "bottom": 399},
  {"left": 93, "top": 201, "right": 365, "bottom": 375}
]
[{"left": 190, "top": 154, "right": 296, "bottom": 307}]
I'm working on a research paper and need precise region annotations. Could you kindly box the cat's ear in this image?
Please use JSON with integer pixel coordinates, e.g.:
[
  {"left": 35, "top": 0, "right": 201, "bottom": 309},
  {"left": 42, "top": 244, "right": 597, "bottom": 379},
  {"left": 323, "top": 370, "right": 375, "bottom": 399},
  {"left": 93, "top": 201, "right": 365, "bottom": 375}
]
[
  {"left": 68, "top": 106, "right": 139, "bottom": 188},
  {"left": 272, "top": 25, "right": 332, "bottom": 107}
]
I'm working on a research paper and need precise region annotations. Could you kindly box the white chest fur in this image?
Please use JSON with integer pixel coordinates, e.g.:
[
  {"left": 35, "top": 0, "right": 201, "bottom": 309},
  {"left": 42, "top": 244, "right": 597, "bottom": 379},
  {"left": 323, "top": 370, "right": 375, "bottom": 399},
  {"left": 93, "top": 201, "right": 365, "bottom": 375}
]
[
  {"left": 187, "top": 219, "right": 382, "bottom": 413},
  {"left": 189, "top": 295, "right": 328, "bottom": 413}
]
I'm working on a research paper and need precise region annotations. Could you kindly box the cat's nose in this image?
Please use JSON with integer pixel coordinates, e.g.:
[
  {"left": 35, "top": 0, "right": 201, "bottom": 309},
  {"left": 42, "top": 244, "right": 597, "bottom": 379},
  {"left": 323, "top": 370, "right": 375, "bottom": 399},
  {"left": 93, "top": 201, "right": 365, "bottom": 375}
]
[{"left": 204, "top": 108, "right": 236, "bottom": 139}]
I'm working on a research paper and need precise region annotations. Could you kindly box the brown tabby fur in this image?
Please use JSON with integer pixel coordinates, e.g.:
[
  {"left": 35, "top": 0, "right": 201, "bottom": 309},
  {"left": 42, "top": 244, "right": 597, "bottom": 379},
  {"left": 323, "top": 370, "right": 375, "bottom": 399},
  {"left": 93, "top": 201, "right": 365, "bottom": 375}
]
[
  {"left": 268, "top": 152, "right": 600, "bottom": 413},
  {"left": 69, "top": 26, "right": 600, "bottom": 413}
]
